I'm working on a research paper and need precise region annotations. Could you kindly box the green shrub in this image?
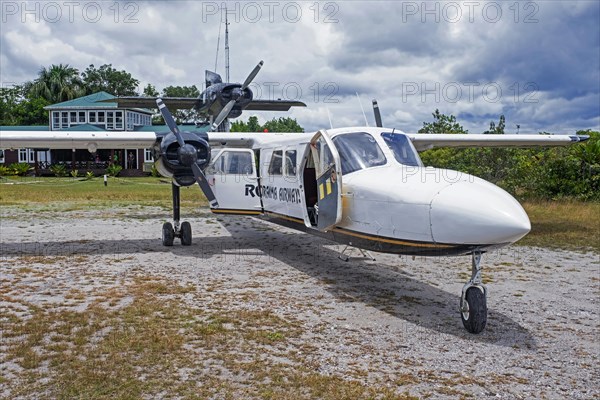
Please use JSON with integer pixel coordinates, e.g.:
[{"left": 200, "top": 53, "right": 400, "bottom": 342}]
[
  {"left": 84, "top": 171, "right": 95, "bottom": 180},
  {"left": 150, "top": 164, "right": 161, "bottom": 177},
  {"left": 50, "top": 164, "right": 67, "bottom": 177},
  {"left": 70, "top": 169, "right": 79, "bottom": 178},
  {"left": 0, "top": 165, "right": 12, "bottom": 176},
  {"left": 106, "top": 164, "right": 122, "bottom": 177},
  {"left": 10, "top": 163, "right": 32, "bottom": 176}
]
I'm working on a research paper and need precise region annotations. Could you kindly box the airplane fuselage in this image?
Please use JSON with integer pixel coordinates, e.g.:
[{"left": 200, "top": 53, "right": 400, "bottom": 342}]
[{"left": 206, "top": 127, "right": 531, "bottom": 257}]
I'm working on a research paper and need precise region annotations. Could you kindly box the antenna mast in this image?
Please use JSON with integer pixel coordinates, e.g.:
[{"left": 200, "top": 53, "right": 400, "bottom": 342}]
[{"left": 225, "top": 10, "right": 230, "bottom": 82}]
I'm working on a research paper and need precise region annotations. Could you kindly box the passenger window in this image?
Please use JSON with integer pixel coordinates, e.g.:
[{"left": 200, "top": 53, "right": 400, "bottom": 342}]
[
  {"left": 212, "top": 151, "right": 253, "bottom": 175},
  {"left": 284, "top": 150, "right": 297, "bottom": 176},
  {"left": 268, "top": 150, "right": 283, "bottom": 175}
]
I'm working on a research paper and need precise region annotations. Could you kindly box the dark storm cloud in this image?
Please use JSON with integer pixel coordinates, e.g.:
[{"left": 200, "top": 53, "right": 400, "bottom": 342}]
[{"left": 0, "top": 1, "right": 598, "bottom": 133}]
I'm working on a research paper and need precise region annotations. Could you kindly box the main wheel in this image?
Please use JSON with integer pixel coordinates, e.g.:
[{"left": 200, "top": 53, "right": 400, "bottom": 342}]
[
  {"left": 162, "top": 222, "right": 175, "bottom": 247},
  {"left": 180, "top": 221, "right": 192, "bottom": 246},
  {"left": 461, "top": 287, "right": 487, "bottom": 334}
]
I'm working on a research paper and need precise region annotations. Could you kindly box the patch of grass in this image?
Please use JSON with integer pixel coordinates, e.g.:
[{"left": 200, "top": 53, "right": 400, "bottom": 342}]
[
  {"left": 519, "top": 200, "right": 600, "bottom": 252},
  {"left": 0, "top": 176, "right": 207, "bottom": 208},
  {"left": 2, "top": 274, "right": 416, "bottom": 399}
]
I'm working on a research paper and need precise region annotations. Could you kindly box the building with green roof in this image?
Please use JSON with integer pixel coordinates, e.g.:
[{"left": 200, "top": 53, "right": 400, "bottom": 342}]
[{"left": 0, "top": 91, "right": 192, "bottom": 175}]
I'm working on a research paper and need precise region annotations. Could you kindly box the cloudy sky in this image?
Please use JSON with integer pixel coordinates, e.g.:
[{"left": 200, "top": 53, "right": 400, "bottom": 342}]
[{"left": 1, "top": 1, "right": 598, "bottom": 133}]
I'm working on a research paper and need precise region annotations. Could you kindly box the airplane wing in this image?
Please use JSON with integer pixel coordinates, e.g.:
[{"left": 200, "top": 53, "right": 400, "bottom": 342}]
[
  {"left": 406, "top": 133, "right": 590, "bottom": 152},
  {"left": 245, "top": 100, "right": 306, "bottom": 111},
  {"left": 0, "top": 131, "right": 158, "bottom": 150},
  {"left": 101, "top": 97, "right": 200, "bottom": 110}
]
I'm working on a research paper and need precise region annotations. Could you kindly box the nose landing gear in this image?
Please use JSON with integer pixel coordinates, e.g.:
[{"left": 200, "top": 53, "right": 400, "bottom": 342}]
[
  {"left": 162, "top": 183, "right": 193, "bottom": 247},
  {"left": 460, "top": 252, "right": 487, "bottom": 334}
]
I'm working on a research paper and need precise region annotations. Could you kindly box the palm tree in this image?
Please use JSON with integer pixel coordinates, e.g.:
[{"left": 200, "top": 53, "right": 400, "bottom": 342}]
[{"left": 29, "top": 64, "right": 84, "bottom": 104}]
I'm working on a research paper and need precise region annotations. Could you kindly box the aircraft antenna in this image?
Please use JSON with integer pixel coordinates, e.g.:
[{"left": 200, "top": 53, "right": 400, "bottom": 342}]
[
  {"left": 214, "top": 15, "right": 222, "bottom": 73},
  {"left": 356, "top": 92, "right": 369, "bottom": 126},
  {"left": 327, "top": 108, "right": 334, "bottom": 129},
  {"left": 225, "top": 10, "right": 230, "bottom": 82}
]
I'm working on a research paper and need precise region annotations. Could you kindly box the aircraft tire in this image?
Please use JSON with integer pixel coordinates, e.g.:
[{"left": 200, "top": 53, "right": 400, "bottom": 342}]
[
  {"left": 162, "top": 222, "right": 175, "bottom": 246},
  {"left": 180, "top": 221, "right": 192, "bottom": 246},
  {"left": 461, "top": 287, "right": 487, "bottom": 334}
]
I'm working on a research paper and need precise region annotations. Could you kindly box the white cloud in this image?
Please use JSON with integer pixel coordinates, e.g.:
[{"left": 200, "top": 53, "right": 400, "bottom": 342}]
[{"left": 0, "top": 1, "right": 598, "bottom": 132}]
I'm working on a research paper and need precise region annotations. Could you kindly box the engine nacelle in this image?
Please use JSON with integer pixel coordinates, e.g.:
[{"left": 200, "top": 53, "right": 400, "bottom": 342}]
[{"left": 153, "top": 131, "right": 211, "bottom": 187}]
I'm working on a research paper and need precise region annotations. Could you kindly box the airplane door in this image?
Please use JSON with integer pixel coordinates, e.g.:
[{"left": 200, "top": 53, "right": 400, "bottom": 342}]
[
  {"left": 206, "top": 149, "right": 263, "bottom": 214},
  {"left": 310, "top": 130, "right": 343, "bottom": 231}
]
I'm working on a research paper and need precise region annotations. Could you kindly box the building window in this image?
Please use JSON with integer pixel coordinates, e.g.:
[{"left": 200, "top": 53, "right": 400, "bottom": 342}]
[
  {"left": 52, "top": 111, "right": 60, "bottom": 130},
  {"left": 126, "top": 112, "right": 134, "bottom": 130},
  {"left": 89, "top": 111, "right": 96, "bottom": 123},
  {"left": 106, "top": 111, "right": 114, "bottom": 129},
  {"left": 97, "top": 111, "right": 105, "bottom": 123},
  {"left": 144, "top": 148, "right": 154, "bottom": 162},
  {"left": 70, "top": 111, "right": 77, "bottom": 123},
  {"left": 0, "top": 149, "right": 5, "bottom": 164},
  {"left": 115, "top": 111, "right": 123, "bottom": 130},
  {"left": 61, "top": 111, "right": 69, "bottom": 127},
  {"left": 78, "top": 111, "right": 86, "bottom": 123},
  {"left": 18, "top": 149, "right": 34, "bottom": 163}
]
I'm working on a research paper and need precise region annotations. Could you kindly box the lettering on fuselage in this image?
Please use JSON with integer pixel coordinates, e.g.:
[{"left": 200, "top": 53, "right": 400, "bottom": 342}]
[{"left": 244, "top": 184, "right": 301, "bottom": 204}]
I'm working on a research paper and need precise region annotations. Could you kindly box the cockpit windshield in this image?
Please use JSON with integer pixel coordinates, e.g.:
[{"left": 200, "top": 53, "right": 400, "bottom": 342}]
[
  {"left": 332, "top": 132, "right": 387, "bottom": 175},
  {"left": 381, "top": 132, "right": 422, "bottom": 167}
]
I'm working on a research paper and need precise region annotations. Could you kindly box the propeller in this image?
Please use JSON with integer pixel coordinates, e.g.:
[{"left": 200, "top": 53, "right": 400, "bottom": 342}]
[
  {"left": 156, "top": 98, "right": 219, "bottom": 208},
  {"left": 211, "top": 60, "right": 264, "bottom": 131},
  {"left": 372, "top": 99, "right": 383, "bottom": 128}
]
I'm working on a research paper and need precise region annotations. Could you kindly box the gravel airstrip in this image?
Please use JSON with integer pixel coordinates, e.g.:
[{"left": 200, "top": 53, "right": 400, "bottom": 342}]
[{"left": 1, "top": 206, "right": 598, "bottom": 399}]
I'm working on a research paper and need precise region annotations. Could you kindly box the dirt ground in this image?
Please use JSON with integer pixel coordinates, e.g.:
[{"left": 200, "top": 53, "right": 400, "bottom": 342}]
[{"left": 1, "top": 206, "right": 598, "bottom": 399}]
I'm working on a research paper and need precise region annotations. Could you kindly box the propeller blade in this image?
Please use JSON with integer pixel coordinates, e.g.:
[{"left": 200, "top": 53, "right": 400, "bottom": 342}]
[
  {"left": 192, "top": 164, "right": 219, "bottom": 208},
  {"left": 241, "top": 60, "right": 264, "bottom": 90},
  {"left": 372, "top": 99, "right": 383, "bottom": 128},
  {"left": 156, "top": 98, "right": 185, "bottom": 146},
  {"left": 211, "top": 99, "right": 236, "bottom": 131}
]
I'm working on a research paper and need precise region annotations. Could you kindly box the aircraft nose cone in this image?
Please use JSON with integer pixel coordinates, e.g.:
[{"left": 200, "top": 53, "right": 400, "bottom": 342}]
[{"left": 430, "top": 181, "right": 531, "bottom": 245}]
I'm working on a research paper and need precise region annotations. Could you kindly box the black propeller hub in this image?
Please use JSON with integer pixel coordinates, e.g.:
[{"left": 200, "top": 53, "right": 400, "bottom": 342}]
[
  {"left": 178, "top": 143, "right": 198, "bottom": 167},
  {"left": 231, "top": 87, "right": 244, "bottom": 101}
]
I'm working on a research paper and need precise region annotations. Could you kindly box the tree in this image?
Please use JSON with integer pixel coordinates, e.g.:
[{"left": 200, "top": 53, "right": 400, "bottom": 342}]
[
  {"left": 484, "top": 115, "right": 506, "bottom": 134},
  {"left": 263, "top": 117, "right": 304, "bottom": 133},
  {"left": 0, "top": 85, "right": 49, "bottom": 125},
  {"left": 161, "top": 85, "right": 200, "bottom": 123},
  {"left": 418, "top": 109, "right": 468, "bottom": 134},
  {"left": 143, "top": 83, "right": 159, "bottom": 97},
  {"left": 29, "top": 64, "right": 84, "bottom": 104},
  {"left": 230, "top": 116, "right": 304, "bottom": 133},
  {"left": 81, "top": 64, "right": 139, "bottom": 96}
]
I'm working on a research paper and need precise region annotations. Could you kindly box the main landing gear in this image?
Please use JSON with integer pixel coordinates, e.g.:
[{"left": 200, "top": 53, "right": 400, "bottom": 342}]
[
  {"left": 460, "top": 251, "right": 487, "bottom": 334},
  {"left": 162, "top": 183, "right": 193, "bottom": 246}
]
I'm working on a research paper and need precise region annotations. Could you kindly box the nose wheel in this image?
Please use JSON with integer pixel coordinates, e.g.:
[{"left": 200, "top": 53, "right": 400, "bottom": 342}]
[
  {"left": 162, "top": 183, "right": 193, "bottom": 246},
  {"left": 460, "top": 252, "right": 487, "bottom": 334}
]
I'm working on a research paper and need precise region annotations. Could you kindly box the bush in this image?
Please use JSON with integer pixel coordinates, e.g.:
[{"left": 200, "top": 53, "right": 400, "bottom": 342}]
[
  {"left": 150, "top": 164, "right": 161, "bottom": 177},
  {"left": 0, "top": 165, "right": 12, "bottom": 176},
  {"left": 10, "top": 163, "right": 32, "bottom": 176},
  {"left": 70, "top": 169, "right": 79, "bottom": 178},
  {"left": 84, "top": 171, "right": 95, "bottom": 180},
  {"left": 106, "top": 164, "right": 122, "bottom": 177},
  {"left": 50, "top": 164, "right": 67, "bottom": 177}
]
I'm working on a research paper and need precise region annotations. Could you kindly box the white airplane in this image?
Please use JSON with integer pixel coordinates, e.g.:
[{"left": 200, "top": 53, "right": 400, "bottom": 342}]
[{"left": 0, "top": 98, "right": 589, "bottom": 334}]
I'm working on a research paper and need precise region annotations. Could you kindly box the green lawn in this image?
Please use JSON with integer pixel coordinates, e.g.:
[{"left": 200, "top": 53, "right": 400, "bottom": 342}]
[
  {"left": 0, "top": 176, "right": 207, "bottom": 208},
  {"left": 1, "top": 176, "right": 598, "bottom": 252}
]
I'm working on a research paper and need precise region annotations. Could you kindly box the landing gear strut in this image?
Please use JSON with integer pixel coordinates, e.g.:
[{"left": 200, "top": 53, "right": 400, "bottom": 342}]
[
  {"left": 338, "top": 245, "right": 376, "bottom": 262},
  {"left": 162, "top": 183, "right": 193, "bottom": 246},
  {"left": 460, "top": 251, "right": 487, "bottom": 334}
]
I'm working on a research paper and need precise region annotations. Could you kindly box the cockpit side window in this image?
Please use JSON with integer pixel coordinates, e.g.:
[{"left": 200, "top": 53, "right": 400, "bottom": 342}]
[
  {"left": 381, "top": 133, "right": 422, "bottom": 167},
  {"left": 332, "top": 132, "right": 387, "bottom": 175}
]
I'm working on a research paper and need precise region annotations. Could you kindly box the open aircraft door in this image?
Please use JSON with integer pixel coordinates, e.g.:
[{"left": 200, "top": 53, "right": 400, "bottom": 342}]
[
  {"left": 205, "top": 149, "right": 263, "bottom": 214},
  {"left": 310, "top": 130, "right": 343, "bottom": 231}
]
